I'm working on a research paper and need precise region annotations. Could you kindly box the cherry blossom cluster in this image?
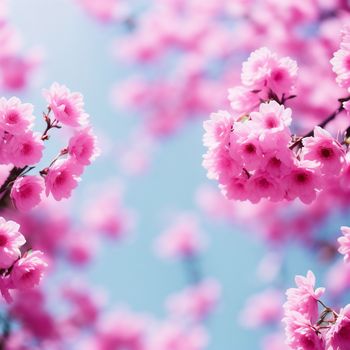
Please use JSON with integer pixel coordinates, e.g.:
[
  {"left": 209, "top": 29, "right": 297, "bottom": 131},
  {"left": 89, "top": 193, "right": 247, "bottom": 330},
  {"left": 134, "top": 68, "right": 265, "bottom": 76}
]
[
  {"left": 203, "top": 46, "right": 350, "bottom": 205},
  {"left": 331, "top": 25, "right": 350, "bottom": 113},
  {"left": 74, "top": 0, "right": 129, "bottom": 23},
  {"left": 105, "top": 0, "right": 350, "bottom": 178},
  {"left": 338, "top": 226, "right": 350, "bottom": 263},
  {"left": 283, "top": 270, "right": 350, "bottom": 350},
  {"left": 229, "top": 47, "right": 298, "bottom": 115},
  {"left": 0, "top": 1, "right": 42, "bottom": 91},
  {"left": 0, "top": 82, "right": 99, "bottom": 212},
  {"left": 0, "top": 217, "right": 46, "bottom": 303}
]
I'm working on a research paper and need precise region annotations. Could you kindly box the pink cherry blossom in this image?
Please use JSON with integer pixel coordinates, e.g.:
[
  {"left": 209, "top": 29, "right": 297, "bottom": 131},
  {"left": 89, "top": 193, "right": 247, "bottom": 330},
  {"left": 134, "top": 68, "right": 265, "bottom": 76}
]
[
  {"left": 284, "top": 160, "right": 321, "bottom": 204},
  {"left": 44, "top": 158, "right": 83, "bottom": 201},
  {"left": 338, "top": 226, "right": 350, "bottom": 263},
  {"left": 149, "top": 322, "right": 208, "bottom": 350},
  {"left": 10, "top": 175, "right": 44, "bottom": 212},
  {"left": 166, "top": 279, "right": 221, "bottom": 321},
  {"left": 91, "top": 309, "right": 148, "bottom": 350},
  {"left": 0, "top": 97, "right": 34, "bottom": 134},
  {"left": 6, "top": 131, "right": 44, "bottom": 167},
  {"left": 241, "top": 47, "right": 297, "bottom": 95},
  {"left": 203, "top": 110, "right": 233, "bottom": 148},
  {"left": 285, "top": 312, "right": 326, "bottom": 350},
  {"left": 10, "top": 251, "right": 47, "bottom": 290},
  {"left": 302, "top": 126, "right": 345, "bottom": 176},
  {"left": 68, "top": 127, "right": 99, "bottom": 165},
  {"left": 0, "top": 217, "right": 25, "bottom": 269},
  {"left": 330, "top": 26, "right": 350, "bottom": 89},
  {"left": 43, "top": 82, "right": 88, "bottom": 127},
  {"left": 284, "top": 270, "right": 324, "bottom": 324},
  {"left": 240, "top": 289, "right": 283, "bottom": 328},
  {"left": 155, "top": 214, "right": 206, "bottom": 259},
  {"left": 326, "top": 304, "right": 350, "bottom": 350}
]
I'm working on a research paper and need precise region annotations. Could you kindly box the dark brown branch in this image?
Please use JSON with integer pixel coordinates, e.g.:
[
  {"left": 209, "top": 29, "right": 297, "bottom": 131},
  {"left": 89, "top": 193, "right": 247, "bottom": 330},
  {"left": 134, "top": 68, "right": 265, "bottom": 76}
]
[{"left": 289, "top": 96, "right": 350, "bottom": 150}]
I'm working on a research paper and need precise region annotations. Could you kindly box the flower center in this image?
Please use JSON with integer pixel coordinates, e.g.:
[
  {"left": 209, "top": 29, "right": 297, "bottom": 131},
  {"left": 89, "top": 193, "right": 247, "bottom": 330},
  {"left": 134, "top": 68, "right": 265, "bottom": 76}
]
[
  {"left": 5, "top": 111, "right": 19, "bottom": 124},
  {"left": 245, "top": 143, "right": 256, "bottom": 154},
  {"left": 320, "top": 147, "right": 333, "bottom": 159},
  {"left": 0, "top": 234, "right": 8, "bottom": 247}
]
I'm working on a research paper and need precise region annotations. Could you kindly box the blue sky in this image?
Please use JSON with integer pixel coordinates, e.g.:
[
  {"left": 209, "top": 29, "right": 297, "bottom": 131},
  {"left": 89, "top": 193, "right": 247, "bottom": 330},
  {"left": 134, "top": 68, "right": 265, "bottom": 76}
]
[{"left": 8, "top": 1, "right": 326, "bottom": 348}]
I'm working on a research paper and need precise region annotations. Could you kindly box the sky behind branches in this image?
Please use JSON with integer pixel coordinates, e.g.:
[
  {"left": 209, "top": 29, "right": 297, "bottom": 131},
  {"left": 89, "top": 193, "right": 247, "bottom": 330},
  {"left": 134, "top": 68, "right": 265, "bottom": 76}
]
[{"left": 9, "top": 1, "right": 324, "bottom": 348}]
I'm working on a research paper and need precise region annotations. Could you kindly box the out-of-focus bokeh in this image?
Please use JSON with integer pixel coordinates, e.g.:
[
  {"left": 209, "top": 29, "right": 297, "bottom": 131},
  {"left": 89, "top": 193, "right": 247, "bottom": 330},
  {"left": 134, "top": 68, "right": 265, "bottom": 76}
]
[{"left": 2, "top": 0, "right": 350, "bottom": 348}]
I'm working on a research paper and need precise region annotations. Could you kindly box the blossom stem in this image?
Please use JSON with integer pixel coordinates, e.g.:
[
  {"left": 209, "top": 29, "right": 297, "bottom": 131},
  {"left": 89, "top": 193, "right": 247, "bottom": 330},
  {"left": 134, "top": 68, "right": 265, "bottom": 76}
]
[
  {"left": 183, "top": 255, "right": 203, "bottom": 285},
  {"left": 289, "top": 95, "right": 350, "bottom": 150}
]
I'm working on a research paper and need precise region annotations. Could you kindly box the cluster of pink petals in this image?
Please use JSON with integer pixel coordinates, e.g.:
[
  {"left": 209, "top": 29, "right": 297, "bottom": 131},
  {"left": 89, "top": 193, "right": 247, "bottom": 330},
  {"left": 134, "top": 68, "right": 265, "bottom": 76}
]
[
  {"left": 43, "top": 83, "right": 89, "bottom": 127},
  {"left": 338, "top": 226, "right": 350, "bottom": 263},
  {"left": 331, "top": 26, "right": 350, "bottom": 90},
  {"left": 0, "top": 217, "right": 47, "bottom": 303},
  {"left": 0, "top": 83, "right": 99, "bottom": 210},
  {"left": 62, "top": 283, "right": 106, "bottom": 328},
  {"left": 82, "top": 182, "right": 134, "bottom": 239},
  {"left": 331, "top": 26, "right": 350, "bottom": 115},
  {"left": 283, "top": 271, "right": 325, "bottom": 349},
  {"left": 283, "top": 270, "right": 350, "bottom": 350},
  {"left": 239, "top": 289, "right": 283, "bottom": 328},
  {"left": 0, "top": 12, "right": 42, "bottom": 92},
  {"left": 166, "top": 279, "right": 221, "bottom": 321},
  {"left": 41, "top": 83, "right": 99, "bottom": 202},
  {"left": 0, "top": 97, "right": 43, "bottom": 167},
  {"left": 86, "top": 309, "right": 148, "bottom": 350},
  {"left": 10, "top": 175, "right": 44, "bottom": 212},
  {"left": 240, "top": 47, "right": 298, "bottom": 100},
  {"left": 75, "top": 0, "right": 129, "bottom": 22},
  {"left": 149, "top": 322, "right": 208, "bottom": 350},
  {"left": 155, "top": 214, "right": 206, "bottom": 259},
  {"left": 203, "top": 54, "right": 349, "bottom": 204}
]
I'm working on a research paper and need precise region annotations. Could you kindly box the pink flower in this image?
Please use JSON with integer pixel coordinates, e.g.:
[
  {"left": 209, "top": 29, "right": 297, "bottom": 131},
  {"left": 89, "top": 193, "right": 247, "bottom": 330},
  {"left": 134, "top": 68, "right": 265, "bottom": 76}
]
[
  {"left": 246, "top": 171, "right": 284, "bottom": 203},
  {"left": 92, "top": 309, "right": 148, "bottom": 350},
  {"left": 0, "top": 97, "right": 34, "bottom": 134},
  {"left": 0, "top": 217, "right": 25, "bottom": 269},
  {"left": 326, "top": 304, "right": 350, "bottom": 350},
  {"left": 10, "top": 175, "right": 44, "bottom": 211},
  {"left": 284, "top": 271, "right": 324, "bottom": 324},
  {"left": 285, "top": 312, "right": 325, "bottom": 350},
  {"left": 241, "top": 47, "right": 298, "bottom": 95},
  {"left": 203, "top": 110, "right": 233, "bottom": 148},
  {"left": 45, "top": 158, "right": 83, "bottom": 201},
  {"left": 228, "top": 85, "right": 260, "bottom": 115},
  {"left": 62, "top": 283, "right": 105, "bottom": 328},
  {"left": 166, "top": 279, "right": 221, "bottom": 321},
  {"left": 150, "top": 322, "right": 208, "bottom": 350},
  {"left": 6, "top": 131, "right": 43, "bottom": 167},
  {"left": 155, "top": 214, "right": 206, "bottom": 259},
  {"left": 302, "top": 126, "right": 345, "bottom": 176},
  {"left": 10, "top": 250, "right": 47, "bottom": 290},
  {"left": 250, "top": 100, "right": 292, "bottom": 151},
  {"left": 261, "top": 333, "right": 289, "bottom": 350},
  {"left": 239, "top": 289, "right": 283, "bottom": 328},
  {"left": 325, "top": 261, "right": 350, "bottom": 297},
  {"left": 236, "top": 136, "right": 263, "bottom": 171},
  {"left": 251, "top": 100, "right": 292, "bottom": 130},
  {"left": 68, "top": 127, "right": 99, "bottom": 165},
  {"left": 76, "top": 0, "right": 127, "bottom": 22},
  {"left": 338, "top": 226, "right": 350, "bottom": 263},
  {"left": 330, "top": 26, "right": 350, "bottom": 88},
  {"left": 241, "top": 47, "right": 276, "bottom": 90},
  {"left": 43, "top": 82, "right": 88, "bottom": 127},
  {"left": 202, "top": 147, "right": 241, "bottom": 183},
  {"left": 222, "top": 175, "right": 249, "bottom": 201},
  {"left": 284, "top": 160, "right": 321, "bottom": 204}
]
